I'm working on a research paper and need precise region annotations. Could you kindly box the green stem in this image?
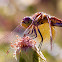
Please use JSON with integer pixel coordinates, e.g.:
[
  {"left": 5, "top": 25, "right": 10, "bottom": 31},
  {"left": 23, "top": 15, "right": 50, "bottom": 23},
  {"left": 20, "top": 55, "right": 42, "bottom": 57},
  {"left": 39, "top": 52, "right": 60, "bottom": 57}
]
[{"left": 17, "top": 47, "right": 39, "bottom": 62}]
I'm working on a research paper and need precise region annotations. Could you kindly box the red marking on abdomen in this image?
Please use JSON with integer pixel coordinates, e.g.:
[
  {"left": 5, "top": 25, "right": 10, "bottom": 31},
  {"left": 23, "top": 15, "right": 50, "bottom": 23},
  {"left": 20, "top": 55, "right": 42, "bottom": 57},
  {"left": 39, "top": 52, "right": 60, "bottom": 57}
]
[
  {"left": 50, "top": 17, "right": 62, "bottom": 26},
  {"left": 50, "top": 17, "right": 62, "bottom": 24}
]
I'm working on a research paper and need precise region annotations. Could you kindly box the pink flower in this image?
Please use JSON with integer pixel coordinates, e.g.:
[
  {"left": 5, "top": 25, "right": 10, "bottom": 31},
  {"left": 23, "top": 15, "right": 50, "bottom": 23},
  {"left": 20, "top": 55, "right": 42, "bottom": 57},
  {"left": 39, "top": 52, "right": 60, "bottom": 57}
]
[
  {"left": 10, "top": 35, "right": 46, "bottom": 62},
  {"left": 11, "top": 35, "right": 36, "bottom": 55}
]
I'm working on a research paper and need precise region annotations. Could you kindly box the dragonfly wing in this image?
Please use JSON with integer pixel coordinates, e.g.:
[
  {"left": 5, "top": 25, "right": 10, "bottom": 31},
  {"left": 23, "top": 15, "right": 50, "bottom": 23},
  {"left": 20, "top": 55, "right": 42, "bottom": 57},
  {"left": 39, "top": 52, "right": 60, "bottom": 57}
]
[
  {"left": 35, "top": 23, "right": 55, "bottom": 44},
  {"left": 0, "top": 25, "right": 26, "bottom": 43}
]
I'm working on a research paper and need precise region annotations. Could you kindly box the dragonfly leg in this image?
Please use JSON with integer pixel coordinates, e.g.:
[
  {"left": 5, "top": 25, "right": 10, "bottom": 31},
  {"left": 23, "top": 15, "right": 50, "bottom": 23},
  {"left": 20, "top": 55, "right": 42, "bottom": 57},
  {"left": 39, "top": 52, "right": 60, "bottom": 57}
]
[
  {"left": 27, "top": 30, "right": 31, "bottom": 35},
  {"left": 23, "top": 29, "right": 31, "bottom": 36},
  {"left": 48, "top": 17, "right": 53, "bottom": 50},
  {"left": 37, "top": 26, "right": 43, "bottom": 51},
  {"left": 28, "top": 26, "right": 34, "bottom": 35},
  {"left": 31, "top": 26, "right": 37, "bottom": 39},
  {"left": 24, "top": 25, "right": 34, "bottom": 37},
  {"left": 33, "top": 27, "right": 37, "bottom": 38},
  {"left": 23, "top": 23, "right": 33, "bottom": 34}
]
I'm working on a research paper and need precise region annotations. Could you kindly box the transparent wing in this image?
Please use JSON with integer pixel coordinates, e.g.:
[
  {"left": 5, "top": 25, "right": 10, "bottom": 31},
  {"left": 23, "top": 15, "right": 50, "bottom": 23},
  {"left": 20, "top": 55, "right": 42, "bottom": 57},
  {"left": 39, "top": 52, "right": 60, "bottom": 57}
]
[
  {"left": 34, "top": 23, "right": 55, "bottom": 48},
  {"left": 0, "top": 24, "right": 27, "bottom": 62},
  {"left": 0, "top": 24, "right": 26, "bottom": 43},
  {"left": 36, "top": 23, "right": 55, "bottom": 41}
]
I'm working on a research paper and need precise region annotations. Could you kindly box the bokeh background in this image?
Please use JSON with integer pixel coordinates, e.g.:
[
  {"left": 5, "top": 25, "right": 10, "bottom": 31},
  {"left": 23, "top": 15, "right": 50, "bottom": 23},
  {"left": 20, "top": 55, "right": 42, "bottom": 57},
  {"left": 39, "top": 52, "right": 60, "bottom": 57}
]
[{"left": 0, "top": 0, "right": 62, "bottom": 62}]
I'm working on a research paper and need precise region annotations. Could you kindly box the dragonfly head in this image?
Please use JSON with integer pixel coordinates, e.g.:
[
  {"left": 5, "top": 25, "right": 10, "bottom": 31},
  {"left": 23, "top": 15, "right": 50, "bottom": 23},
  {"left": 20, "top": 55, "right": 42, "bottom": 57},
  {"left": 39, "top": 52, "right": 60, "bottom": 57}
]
[{"left": 22, "top": 17, "right": 33, "bottom": 28}]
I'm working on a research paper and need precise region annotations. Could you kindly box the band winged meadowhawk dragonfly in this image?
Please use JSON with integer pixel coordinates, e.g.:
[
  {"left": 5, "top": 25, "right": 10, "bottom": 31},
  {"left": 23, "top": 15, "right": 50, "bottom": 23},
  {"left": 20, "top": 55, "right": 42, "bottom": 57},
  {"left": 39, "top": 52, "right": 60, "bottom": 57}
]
[{"left": 0, "top": 12, "right": 62, "bottom": 51}]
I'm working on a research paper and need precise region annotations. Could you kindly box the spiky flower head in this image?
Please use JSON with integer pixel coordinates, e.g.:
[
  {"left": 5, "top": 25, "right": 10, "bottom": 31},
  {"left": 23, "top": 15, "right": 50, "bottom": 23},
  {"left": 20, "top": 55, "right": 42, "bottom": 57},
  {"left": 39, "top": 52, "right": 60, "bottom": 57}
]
[{"left": 10, "top": 35, "right": 47, "bottom": 62}]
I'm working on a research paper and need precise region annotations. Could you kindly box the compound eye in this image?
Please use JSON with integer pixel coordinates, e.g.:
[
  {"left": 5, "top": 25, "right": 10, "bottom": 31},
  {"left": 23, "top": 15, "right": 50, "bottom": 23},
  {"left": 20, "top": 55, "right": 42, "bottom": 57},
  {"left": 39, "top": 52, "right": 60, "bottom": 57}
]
[{"left": 23, "top": 17, "right": 32, "bottom": 24}]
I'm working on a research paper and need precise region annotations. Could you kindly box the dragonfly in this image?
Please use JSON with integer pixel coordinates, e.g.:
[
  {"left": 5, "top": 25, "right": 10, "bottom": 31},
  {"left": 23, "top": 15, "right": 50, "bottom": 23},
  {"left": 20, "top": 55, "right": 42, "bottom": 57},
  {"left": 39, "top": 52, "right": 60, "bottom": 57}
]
[
  {"left": 21, "top": 12, "right": 62, "bottom": 50},
  {"left": 0, "top": 12, "right": 62, "bottom": 51}
]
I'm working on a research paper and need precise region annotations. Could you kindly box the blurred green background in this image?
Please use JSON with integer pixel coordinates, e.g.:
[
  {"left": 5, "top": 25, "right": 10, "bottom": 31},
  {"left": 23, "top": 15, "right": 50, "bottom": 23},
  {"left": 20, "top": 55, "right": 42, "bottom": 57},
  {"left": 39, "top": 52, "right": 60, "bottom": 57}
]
[{"left": 0, "top": 0, "right": 62, "bottom": 62}]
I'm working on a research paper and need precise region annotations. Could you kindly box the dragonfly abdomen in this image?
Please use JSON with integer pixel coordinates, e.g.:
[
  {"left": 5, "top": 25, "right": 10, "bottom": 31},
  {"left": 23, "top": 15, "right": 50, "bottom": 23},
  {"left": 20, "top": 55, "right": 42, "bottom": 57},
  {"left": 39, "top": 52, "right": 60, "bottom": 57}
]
[{"left": 50, "top": 17, "right": 62, "bottom": 27}]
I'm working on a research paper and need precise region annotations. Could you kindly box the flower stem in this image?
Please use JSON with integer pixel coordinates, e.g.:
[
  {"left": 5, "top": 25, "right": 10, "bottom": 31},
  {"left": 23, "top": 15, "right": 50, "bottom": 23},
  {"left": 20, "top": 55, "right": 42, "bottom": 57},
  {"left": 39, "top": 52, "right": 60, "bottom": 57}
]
[{"left": 18, "top": 47, "right": 39, "bottom": 62}]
